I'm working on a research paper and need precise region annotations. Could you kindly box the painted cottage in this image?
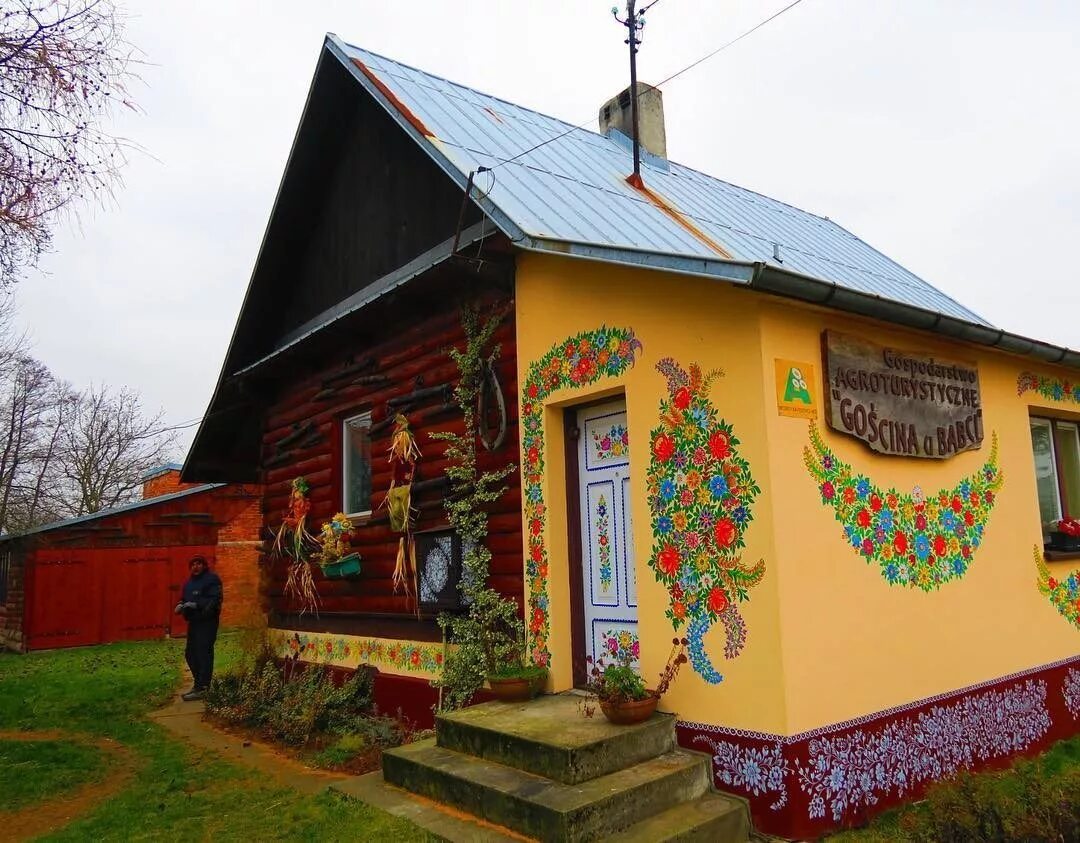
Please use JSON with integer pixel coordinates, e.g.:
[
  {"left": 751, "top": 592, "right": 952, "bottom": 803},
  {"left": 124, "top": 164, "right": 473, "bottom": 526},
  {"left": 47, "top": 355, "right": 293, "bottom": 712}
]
[{"left": 183, "top": 34, "right": 1080, "bottom": 839}]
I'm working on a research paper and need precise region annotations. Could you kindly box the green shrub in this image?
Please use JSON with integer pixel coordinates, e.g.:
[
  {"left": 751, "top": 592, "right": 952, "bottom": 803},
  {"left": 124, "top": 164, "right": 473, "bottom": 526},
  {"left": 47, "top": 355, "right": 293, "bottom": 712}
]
[
  {"left": 205, "top": 657, "right": 374, "bottom": 746},
  {"left": 896, "top": 758, "right": 1080, "bottom": 842}
]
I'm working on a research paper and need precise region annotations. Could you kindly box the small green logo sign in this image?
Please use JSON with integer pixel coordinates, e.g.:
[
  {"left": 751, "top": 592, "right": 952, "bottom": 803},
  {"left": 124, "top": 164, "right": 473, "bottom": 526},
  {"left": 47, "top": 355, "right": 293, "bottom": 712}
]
[{"left": 783, "top": 367, "right": 812, "bottom": 404}]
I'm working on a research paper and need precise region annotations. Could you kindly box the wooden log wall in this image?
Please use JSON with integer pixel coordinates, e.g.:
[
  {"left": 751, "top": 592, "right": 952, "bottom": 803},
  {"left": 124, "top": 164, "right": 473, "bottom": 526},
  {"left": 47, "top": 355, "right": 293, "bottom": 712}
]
[{"left": 261, "top": 302, "right": 522, "bottom": 622}]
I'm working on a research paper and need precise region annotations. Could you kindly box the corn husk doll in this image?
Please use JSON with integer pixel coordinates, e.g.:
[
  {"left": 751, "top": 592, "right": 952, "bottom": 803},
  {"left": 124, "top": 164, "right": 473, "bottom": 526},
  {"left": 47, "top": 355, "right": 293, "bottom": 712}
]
[{"left": 382, "top": 414, "right": 421, "bottom": 607}]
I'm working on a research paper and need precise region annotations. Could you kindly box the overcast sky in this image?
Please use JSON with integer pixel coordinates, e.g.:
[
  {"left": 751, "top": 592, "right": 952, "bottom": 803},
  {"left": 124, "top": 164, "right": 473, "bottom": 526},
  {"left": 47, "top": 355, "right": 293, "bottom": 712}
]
[{"left": 11, "top": 0, "right": 1080, "bottom": 459}]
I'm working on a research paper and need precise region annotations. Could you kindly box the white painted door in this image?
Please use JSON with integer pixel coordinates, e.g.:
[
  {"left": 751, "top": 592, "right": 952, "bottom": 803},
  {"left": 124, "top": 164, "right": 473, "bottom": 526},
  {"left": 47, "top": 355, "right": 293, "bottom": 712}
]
[{"left": 578, "top": 399, "right": 639, "bottom": 672}]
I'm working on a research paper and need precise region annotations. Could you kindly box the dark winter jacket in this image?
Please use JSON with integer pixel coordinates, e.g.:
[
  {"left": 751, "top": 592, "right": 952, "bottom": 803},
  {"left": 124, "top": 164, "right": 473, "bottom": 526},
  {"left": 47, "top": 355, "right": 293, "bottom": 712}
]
[{"left": 181, "top": 569, "right": 223, "bottom": 623}]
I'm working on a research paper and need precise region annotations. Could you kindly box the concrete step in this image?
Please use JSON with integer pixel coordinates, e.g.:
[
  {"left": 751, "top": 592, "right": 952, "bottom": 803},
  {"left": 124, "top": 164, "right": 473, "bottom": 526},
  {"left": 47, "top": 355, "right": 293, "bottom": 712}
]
[
  {"left": 436, "top": 695, "right": 675, "bottom": 784},
  {"left": 382, "top": 738, "right": 710, "bottom": 843},
  {"left": 606, "top": 792, "right": 752, "bottom": 842}
]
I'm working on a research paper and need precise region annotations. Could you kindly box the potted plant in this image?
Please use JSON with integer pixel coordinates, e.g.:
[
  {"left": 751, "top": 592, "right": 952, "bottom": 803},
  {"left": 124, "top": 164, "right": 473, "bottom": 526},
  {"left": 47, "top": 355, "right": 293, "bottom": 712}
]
[
  {"left": 1049, "top": 517, "right": 1080, "bottom": 552},
  {"left": 584, "top": 637, "right": 688, "bottom": 725},
  {"left": 317, "top": 513, "right": 362, "bottom": 579}
]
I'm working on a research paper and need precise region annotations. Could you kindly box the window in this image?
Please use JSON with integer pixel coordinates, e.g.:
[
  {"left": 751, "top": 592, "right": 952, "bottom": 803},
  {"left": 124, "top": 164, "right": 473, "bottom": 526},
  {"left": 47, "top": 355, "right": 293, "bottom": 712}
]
[
  {"left": 416, "top": 529, "right": 476, "bottom": 611},
  {"left": 342, "top": 412, "right": 372, "bottom": 517},
  {"left": 1029, "top": 416, "right": 1080, "bottom": 534},
  {"left": 0, "top": 549, "right": 10, "bottom": 605}
]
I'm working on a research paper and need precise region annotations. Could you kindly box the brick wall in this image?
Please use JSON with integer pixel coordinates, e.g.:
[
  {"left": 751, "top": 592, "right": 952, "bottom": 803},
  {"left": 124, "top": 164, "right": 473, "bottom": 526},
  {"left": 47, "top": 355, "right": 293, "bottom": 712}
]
[
  {"left": 0, "top": 547, "right": 26, "bottom": 652},
  {"left": 143, "top": 469, "right": 201, "bottom": 500},
  {"left": 214, "top": 489, "right": 265, "bottom": 629}
]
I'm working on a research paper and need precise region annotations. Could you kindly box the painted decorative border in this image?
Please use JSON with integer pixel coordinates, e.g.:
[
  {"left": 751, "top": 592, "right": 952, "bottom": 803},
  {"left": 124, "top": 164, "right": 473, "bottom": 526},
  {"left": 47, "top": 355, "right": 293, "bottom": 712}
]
[
  {"left": 676, "top": 653, "right": 1080, "bottom": 840},
  {"left": 803, "top": 421, "right": 1003, "bottom": 590},
  {"left": 522, "top": 326, "right": 643, "bottom": 668},
  {"left": 1065, "top": 668, "right": 1080, "bottom": 719},
  {"left": 596, "top": 493, "right": 613, "bottom": 593},
  {"left": 268, "top": 629, "right": 444, "bottom": 676},
  {"left": 1036, "top": 546, "right": 1080, "bottom": 630},
  {"left": 646, "top": 358, "right": 765, "bottom": 684},
  {"left": 1018, "top": 371, "right": 1080, "bottom": 405}
]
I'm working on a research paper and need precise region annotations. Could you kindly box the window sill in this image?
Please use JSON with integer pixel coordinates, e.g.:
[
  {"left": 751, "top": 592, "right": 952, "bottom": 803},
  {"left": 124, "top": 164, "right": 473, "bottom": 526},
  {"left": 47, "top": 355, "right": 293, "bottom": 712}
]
[{"left": 1044, "top": 549, "right": 1080, "bottom": 563}]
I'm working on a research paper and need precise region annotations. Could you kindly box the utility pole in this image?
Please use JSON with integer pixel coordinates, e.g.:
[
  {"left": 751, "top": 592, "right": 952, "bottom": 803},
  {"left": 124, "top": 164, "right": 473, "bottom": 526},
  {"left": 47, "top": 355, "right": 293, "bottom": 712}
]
[{"left": 612, "top": 1, "right": 647, "bottom": 181}]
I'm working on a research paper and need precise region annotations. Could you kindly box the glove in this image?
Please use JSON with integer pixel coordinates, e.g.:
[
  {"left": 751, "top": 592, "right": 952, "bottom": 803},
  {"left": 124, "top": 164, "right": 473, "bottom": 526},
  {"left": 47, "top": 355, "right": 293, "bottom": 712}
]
[
  {"left": 173, "top": 602, "right": 184, "bottom": 615},
  {"left": 183, "top": 602, "right": 197, "bottom": 610}
]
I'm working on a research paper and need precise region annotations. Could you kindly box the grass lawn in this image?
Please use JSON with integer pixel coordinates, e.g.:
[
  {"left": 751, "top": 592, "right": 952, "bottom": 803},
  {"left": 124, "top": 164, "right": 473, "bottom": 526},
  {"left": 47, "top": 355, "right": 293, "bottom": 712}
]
[
  {"left": 0, "top": 740, "right": 106, "bottom": 811},
  {"left": 828, "top": 734, "right": 1080, "bottom": 842},
  {"left": 0, "top": 636, "right": 436, "bottom": 841}
]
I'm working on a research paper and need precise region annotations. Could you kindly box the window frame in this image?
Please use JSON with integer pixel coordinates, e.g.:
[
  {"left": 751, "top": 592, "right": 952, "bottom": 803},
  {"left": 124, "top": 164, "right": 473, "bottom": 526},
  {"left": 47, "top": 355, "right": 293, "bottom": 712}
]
[
  {"left": 341, "top": 411, "right": 374, "bottom": 520},
  {"left": 1030, "top": 414, "right": 1080, "bottom": 528}
]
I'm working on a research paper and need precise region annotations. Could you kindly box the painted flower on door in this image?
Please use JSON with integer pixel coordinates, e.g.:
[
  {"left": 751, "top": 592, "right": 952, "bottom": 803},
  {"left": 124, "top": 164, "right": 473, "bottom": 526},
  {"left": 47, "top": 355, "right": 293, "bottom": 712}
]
[
  {"left": 596, "top": 494, "right": 613, "bottom": 593},
  {"left": 646, "top": 358, "right": 765, "bottom": 684},
  {"left": 592, "top": 424, "right": 630, "bottom": 461},
  {"left": 522, "top": 326, "right": 644, "bottom": 668},
  {"left": 803, "top": 421, "right": 1004, "bottom": 590},
  {"left": 1036, "top": 547, "right": 1080, "bottom": 630}
]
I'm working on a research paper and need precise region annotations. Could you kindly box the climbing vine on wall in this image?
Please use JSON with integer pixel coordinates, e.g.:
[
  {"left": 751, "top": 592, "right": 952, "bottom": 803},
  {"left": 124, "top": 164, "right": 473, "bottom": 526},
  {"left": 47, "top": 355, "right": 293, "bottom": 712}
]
[
  {"left": 522, "top": 326, "right": 643, "bottom": 668},
  {"left": 646, "top": 358, "right": 765, "bottom": 685},
  {"left": 1036, "top": 547, "right": 1080, "bottom": 630},
  {"left": 803, "top": 421, "right": 1003, "bottom": 590}
]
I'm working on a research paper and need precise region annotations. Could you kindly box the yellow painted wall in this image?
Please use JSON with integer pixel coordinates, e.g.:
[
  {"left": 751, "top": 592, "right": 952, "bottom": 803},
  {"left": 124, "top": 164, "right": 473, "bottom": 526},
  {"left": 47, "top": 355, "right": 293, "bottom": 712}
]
[
  {"left": 516, "top": 252, "right": 788, "bottom": 734},
  {"left": 517, "top": 250, "right": 1079, "bottom": 738},
  {"left": 758, "top": 299, "right": 1080, "bottom": 734}
]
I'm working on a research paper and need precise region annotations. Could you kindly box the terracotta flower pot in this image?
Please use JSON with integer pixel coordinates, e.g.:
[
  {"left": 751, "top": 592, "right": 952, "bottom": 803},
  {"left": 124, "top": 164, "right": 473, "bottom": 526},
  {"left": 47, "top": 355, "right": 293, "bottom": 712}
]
[
  {"left": 599, "top": 692, "right": 659, "bottom": 725},
  {"left": 488, "top": 675, "right": 541, "bottom": 703}
]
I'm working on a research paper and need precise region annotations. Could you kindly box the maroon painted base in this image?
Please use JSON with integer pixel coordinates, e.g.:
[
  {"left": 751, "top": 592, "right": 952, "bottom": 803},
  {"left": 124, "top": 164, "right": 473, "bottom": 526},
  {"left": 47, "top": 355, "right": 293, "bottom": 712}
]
[{"left": 676, "top": 655, "right": 1080, "bottom": 840}]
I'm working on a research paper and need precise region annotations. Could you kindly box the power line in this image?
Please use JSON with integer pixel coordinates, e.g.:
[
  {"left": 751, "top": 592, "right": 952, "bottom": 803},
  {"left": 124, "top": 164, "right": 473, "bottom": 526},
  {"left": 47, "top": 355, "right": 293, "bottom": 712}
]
[{"left": 486, "top": 0, "right": 808, "bottom": 172}]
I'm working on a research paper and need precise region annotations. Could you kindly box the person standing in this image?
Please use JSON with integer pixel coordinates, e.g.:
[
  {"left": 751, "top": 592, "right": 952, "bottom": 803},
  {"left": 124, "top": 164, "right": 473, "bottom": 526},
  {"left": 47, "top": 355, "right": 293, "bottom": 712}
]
[{"left": 174, "top": 555, "right": 223, "bottom": 701}]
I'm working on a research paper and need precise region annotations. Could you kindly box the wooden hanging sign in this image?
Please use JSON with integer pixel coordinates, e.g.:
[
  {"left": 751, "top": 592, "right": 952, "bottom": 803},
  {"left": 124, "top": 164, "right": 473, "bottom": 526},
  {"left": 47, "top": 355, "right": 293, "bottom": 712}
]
[{"left": 822, "top": 331, "right": 983, "bottom": 459}]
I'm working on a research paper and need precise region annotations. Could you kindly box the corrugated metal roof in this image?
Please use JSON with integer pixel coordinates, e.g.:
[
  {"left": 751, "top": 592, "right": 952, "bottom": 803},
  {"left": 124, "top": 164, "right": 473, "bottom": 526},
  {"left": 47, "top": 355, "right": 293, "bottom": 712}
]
[
  {"left": 0, "top": 483, "right": 225, "bottom": 542},
  {"left": 334, "top": 37, "right": 992, "bottom": 327}
]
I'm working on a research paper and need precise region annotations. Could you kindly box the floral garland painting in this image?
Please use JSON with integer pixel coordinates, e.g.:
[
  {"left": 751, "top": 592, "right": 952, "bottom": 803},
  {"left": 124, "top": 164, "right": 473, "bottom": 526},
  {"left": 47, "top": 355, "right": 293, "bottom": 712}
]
[
  {"left": 596, "top": 494, "right": 613, "bottom": 593},
  {"left": 1036, "top": 547, "right": 1080, "bottom": 630},
  {"left": 803, "top": 422, "right": 1003, "bottom": 590},
  {"left": 522, "top": 326, "right": 643, "bottom": 668},
  {"left": 270, "top": 630, "right": 444, "bottom": 674},
  {"left": 646, "top": 358, "right": 765, "bottom": 684},
  {"left": 1017, "top": 372, "right": 1080, "bottom": 405}
]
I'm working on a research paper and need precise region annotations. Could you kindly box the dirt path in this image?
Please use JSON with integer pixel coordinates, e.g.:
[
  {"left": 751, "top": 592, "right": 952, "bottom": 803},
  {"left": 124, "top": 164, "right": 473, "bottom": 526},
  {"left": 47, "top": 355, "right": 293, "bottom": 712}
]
[
  {"left": 0, "top": 729, "right": 137, "bottom": 842},
  {"left": 148, "top": 690, "right": 348, "bottom": 795}
]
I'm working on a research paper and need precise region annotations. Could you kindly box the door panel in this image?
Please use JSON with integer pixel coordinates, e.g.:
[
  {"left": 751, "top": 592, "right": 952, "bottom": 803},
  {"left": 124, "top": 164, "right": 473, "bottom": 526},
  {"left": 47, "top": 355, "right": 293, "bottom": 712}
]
[
  {"left": 578, "top": 399, "right": 639, "bottom": 672},
  {"left": 27, "top": 550, "right": 101, "bottom": 649}
]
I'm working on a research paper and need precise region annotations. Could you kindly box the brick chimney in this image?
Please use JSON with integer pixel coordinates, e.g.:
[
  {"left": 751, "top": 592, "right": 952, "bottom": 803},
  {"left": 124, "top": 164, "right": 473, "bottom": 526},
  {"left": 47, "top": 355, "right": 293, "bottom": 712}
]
[
  {"left": 599, "top": 82, "right": 667, "bottom": 159},
  {"left": 142, "top": 464, "right": 197, "bottom": 499}
]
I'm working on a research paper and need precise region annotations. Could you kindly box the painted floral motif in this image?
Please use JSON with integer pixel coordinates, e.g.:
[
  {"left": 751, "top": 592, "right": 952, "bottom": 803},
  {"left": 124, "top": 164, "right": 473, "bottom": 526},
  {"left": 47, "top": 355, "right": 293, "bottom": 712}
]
[
  {"left": 601, "top": 627, "right": 640, "bottom": 665},
  {"left": 1017, "top": 371, "right": 1080, "bottom": 405},
  {"left": 596, "top": 494, "right": 613, "bottom": 592},
  {"left": 693, "top": 735, "right": 790, "bottom": 810},
  {"left": 1036, "top": 546, "right": 1080, "bottom": 630},
  {"left": 646, "top": 358, "right": 765, "bottom": 684},
  {"left": 795, "top": 679, "right": 1050, "bottom": 822},
  {"left": 592, "top": 424, "right": 629, "bottom": 461},
  {"left": 522, "top": 327, "right": 644, "bottom": 668},
  {"left": 1064, "top": 668, "right": 1080, "bottom": 719},
  {"left": 803, "top": 421, "right": 1003, "bottom": 590},
  {"left": 270, "top": 630, "right": 444, "bottom": 674}
]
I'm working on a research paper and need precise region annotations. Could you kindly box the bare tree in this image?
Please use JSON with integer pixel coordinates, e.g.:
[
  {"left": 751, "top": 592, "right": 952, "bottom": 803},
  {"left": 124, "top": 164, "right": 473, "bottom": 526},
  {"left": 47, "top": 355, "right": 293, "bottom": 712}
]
[
  {"left": 0, "top": 0, "right": 136, "bottom": 287},
  {"left": 0, "top": 352, "right": 50, "bottom": 528},
  {"left": 56, "top": 383, "right": 174, "bottom": 515}
]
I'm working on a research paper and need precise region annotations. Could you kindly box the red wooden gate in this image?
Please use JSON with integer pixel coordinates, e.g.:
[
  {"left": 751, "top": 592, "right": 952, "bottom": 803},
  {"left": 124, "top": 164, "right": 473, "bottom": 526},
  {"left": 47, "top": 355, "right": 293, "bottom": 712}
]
[{"left": 26, "top": 544, "right": 215, "bottom": 650}]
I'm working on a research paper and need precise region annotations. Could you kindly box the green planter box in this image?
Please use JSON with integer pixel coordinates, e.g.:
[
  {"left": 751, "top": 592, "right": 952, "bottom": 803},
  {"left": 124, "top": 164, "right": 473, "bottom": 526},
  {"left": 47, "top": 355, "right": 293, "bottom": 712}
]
[{"left": 321, "top": 552, "right": 362, "bottom": 580}]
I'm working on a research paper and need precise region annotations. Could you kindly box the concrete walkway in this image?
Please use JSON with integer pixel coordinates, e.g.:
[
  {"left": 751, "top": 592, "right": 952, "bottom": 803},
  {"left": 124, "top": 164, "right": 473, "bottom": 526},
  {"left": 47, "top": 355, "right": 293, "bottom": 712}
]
[{"left": 149, "top": 690, "right": 527, "bottom": 841}]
